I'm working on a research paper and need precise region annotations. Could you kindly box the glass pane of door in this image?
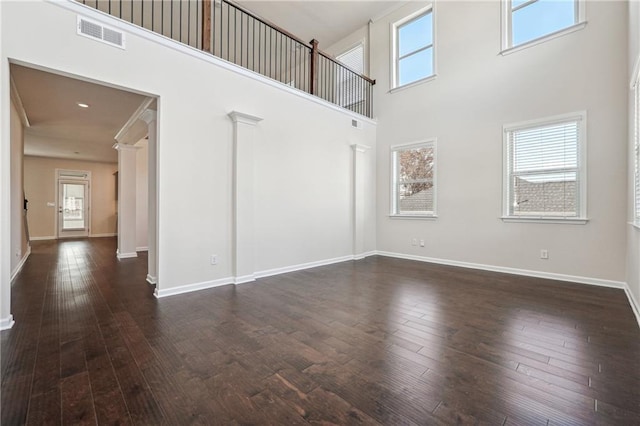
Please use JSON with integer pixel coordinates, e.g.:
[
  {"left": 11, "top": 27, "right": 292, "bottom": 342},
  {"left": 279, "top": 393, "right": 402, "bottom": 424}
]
[{"left": 62, "top": 183, "right": 85, "bottom": 230}]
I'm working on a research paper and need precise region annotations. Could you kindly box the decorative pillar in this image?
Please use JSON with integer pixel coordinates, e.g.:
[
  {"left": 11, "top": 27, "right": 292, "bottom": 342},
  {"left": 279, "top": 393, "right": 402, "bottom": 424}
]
[
  {"left": 113, "top": 143, "right": 138, "bottom": 259},
  {"left": 228, "top": 111, "right": 263, "bottom": 284},
  {"left": 352, "top": 144, "right": 370, "bottom": 260},
  {"left": 139, "top": 109, "right": 157, "bottom": 284}
]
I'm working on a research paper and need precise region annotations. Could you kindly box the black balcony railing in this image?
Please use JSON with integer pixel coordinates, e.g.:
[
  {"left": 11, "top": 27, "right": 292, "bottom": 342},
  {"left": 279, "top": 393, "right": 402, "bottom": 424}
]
[{"left": 76, "top": 0, "right": 375, "bottom": 117}]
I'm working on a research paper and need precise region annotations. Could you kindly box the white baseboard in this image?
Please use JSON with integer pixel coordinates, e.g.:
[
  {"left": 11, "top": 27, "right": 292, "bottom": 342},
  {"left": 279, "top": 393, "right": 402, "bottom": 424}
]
[
  {"left": 116, "top": 251, "right": 138, "bottom": 259},
  {"left": 375, "top": 251, "right": 626, "bottom": 289},
  {"left": 136, "top": 246, "right": 149, "bottom": 252},
  {"left": 10, "top": 245, "right": 31, "bottom": 282},
  {"left": 146, "top": 274, "right": 157, "bottom": 285},
  {"left": 254, "top": 254, "right": 357, "bottom": 279},
  {"left": 90, "top": 233, "right": 117, "bottom": 238},
  {"left": 29, "top": 236, "right": 56, "bottom": 241},
  {"left": 154, "top": 277, "right": 233, "bottom": 298},
  {"left": 234, "top": 275, "right": 256, "bottom": 285},
  {"left": 624, "top": 284, "right": 640, "bottom": 329},
  {"left": 354, "top": 250, "right": 377, "bottom": 260},
  {"left": 0, "top": 315, "right": 15, "bottom": 331}
]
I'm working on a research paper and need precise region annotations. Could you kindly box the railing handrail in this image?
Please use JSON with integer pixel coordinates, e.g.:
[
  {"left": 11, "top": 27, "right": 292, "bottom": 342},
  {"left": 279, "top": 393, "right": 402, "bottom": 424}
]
[
  {"left": 223, "top": 0, "right": 310, "bottom": 50},
  {"left": 317, "top": 50, "right": 376, "bottom": 85}
]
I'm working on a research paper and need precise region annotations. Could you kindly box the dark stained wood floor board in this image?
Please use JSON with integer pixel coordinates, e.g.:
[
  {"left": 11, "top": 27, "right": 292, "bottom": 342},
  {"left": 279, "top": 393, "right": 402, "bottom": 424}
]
[{"left": 2, "top": 238, "right": 639, "bottom": 425}]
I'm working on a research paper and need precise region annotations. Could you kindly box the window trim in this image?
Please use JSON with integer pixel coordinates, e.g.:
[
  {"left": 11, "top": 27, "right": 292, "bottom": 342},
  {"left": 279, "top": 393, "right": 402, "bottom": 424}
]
[
  {"left": 633, "top": 66, "right": 640, "bottom": 228},
  {"left": 502, "top": 111, "right": 588, "bottom": 223},
  {"left": 390, "top": 139, "right": 438, "bottom": 218},
  {"left": 500, "top": 0, "right": 586, "bottom": 54},
  {"left": 390, "top": 4, "right": 436, "bottom": 90}
]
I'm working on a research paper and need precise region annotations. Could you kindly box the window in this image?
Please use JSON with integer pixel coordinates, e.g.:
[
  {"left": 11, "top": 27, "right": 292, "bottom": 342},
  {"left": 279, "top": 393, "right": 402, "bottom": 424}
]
[
  {"left": 502, "top": 0, "right": 585, "bottom": 50},
  {"left": 503, "top": 112, "right": 587, "bottom": 222},
  {"left": 336, "top": 43, "right": 365, "bottom": 109},
  {"left": 391, "top": 141, "right": 436, "bottom": 217},
  {"left": 393, "top": 7, "right": 434, "bottom": 88}
]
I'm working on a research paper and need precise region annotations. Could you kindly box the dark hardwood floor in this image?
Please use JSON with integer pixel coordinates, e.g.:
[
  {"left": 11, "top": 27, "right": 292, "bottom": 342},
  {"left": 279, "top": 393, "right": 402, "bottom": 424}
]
[{"left": 2, "top": 238, "right": 639, "bottom": 425}]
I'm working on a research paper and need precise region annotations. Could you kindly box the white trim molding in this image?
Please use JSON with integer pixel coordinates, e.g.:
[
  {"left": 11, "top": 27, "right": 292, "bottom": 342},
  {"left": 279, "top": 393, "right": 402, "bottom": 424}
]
[
  {"left": 90, "top": 233, "right": 117, "bottom": 238},
  {"left": 30, "top": 236, "right": 56, "bottom": 241},
  {"left": 114, "top": 97, "right": 154, "bottom": 142},
  {"left": 146, "top": 274, "right": 157, "bottom": 285},
  {"left": 116, "top": 250, "right": 137, "bottom": 259},
  {"left": 136, "top": 246, "right": 148, "bottom": 252},
  {"left": 154, "top": 277, "right": 233, "bottom": 298},
  {"left": 9, "top": 75, "right": 30, "bottom": 127},
  {"left": 234, "top": 275, "right": 256, "bottom": 285},
  {"left": 0, "top": 315, "right": 15, "bottom": 331},
  {"left": 376, "top": 251, "right": 626, "bottom": 289},
  {"left": 255, "top": 255, "right": 357, "bottom": 280},
  {"left": 10, "top": 245, "right": 31, "bottom": 282},
  {"left": 624, "top": 284, "right": 640, "bottom": 329}
]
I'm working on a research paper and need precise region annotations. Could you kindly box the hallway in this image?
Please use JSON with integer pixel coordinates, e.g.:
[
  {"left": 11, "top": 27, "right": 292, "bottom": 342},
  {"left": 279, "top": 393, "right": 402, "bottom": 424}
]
[{"left": 2, "top": 238, "right": 640, "bottom": 424}]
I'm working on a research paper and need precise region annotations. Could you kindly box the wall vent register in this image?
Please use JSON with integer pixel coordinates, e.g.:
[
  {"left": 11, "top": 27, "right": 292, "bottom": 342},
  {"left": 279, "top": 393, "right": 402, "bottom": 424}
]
[{"left": 77, "top": 16, "right": 126, "bottom": 49}]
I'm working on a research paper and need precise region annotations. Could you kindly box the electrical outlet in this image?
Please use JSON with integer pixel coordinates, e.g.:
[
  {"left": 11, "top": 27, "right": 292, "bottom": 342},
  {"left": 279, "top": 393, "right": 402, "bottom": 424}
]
[
  {"left": 540, "top": 249, "right": 549, "bottom": 260},
  {"left": 419, "top": 239, "right": 425, "bottom": 247},
  {"left": 412, "top": 238, "right": 417, "bottom": 246},
  {"left": 210, "top": 255, "right": 218, "bottom": 265}
]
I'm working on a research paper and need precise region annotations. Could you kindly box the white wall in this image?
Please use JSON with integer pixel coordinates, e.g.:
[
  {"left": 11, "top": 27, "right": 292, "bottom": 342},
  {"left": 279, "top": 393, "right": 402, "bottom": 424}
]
[
  {"left": 626, "top": 1, "right": 640, "bottom": 313},
  {"left": 10, "top": 96, "right": 27, "bottom": 277},
  {"left": 0, "top": 0, "right": 377, "bottom": 301},
  {"left": 371, "top": 1, "right": 628, "bottom": 283},
  {"left": 135, "top": 138, "right": 148, "bottom": 251}
]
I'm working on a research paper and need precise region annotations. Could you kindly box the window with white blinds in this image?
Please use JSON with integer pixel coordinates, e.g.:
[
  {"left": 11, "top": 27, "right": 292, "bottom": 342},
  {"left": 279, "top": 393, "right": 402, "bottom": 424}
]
[
  {"left": 503, "top": 113, "right": 586, "bottom": 221},
  {"left": 336, "top": 43, "right": 365, "bottom": 108}
]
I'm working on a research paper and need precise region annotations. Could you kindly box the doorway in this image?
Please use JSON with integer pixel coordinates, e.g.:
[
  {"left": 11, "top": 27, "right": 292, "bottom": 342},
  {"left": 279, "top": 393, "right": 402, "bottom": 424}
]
[{"left": 57, "top": 170, "right": 90, "bottom": 238}]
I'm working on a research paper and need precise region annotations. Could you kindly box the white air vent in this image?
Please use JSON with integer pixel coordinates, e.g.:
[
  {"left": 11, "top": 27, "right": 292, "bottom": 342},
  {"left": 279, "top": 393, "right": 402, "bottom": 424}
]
[
  {"left": 351, "top": 119, "right": 363, "bottom": 129},
  {"left": 77, "top": 16, "right": 126, "bottom": 49}
]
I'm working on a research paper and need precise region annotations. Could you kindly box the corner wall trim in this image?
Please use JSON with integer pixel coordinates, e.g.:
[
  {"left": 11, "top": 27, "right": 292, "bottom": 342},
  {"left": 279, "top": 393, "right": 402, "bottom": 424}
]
[
  {"left": 154, "top": 277, "right": 234, "bottom": 298},
  {"left": 10, "top": 246, "right": 31, "bottom": 282},
  {"left": 234, "top": 275, "right": 256, "bottom": 285},
  {"left": 146, "top": 275, "right": 157, "bottom": 285},
  {"left": 136, "top": 247, "right": 149, "bottom": 252},
  {"left": 0, "top": 315, "right": 15, "bottom": 331},
  {"left": 624, "top": 284, "right": 640, "bottom": 329},
  {"left": 375, "top": 251, "right": 626, "bottom": 289}
]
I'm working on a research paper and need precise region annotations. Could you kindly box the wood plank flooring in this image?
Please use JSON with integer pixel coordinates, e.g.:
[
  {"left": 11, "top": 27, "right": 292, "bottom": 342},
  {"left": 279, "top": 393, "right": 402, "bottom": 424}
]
[{"left": 2, "top": 238, "right": 639, "bottom": 425}]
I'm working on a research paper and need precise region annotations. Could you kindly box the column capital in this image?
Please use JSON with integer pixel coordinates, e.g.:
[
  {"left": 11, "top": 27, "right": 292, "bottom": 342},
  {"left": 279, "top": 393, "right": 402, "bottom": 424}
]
[
  {"left": 139, "top": 109, "right": 157, "bottom": 125},
  {"left": 228, "top": 111, "right": 263, "bottom": 126},
  {"left": 351, "top": 144, "right": 371, "bottom": 153}
]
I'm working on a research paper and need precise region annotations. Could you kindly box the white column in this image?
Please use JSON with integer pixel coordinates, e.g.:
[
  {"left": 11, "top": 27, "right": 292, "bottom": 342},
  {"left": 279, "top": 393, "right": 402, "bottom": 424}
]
[
  {"left": 139, "top": 109, "right": 157, "bottom": 284},
  {"left": 352, "top": 144, "right": 370, "bottom": 260},
  {"left": 114, "top": 143, "right": 138, "bottom": 259},
  {"left": 228, "top": 111, "right": 263, "bottom": 284}
]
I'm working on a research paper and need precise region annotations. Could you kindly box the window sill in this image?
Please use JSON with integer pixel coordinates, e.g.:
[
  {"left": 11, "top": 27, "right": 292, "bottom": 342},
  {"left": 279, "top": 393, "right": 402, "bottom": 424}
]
[
  {"left": 501, "top": 216, "right": 588, "bottom": 225},
  {"left": 389, "top": 74, "right": 437, "bottom": 94},
  {"left": 389, "top": 214, "right": 438, "bottom": 220},
  {"left": 630, "top": 222, "right": 640, "bottom": 231},
  {"left": 500, "top": 21, "right": 587, "bottom": 56}
]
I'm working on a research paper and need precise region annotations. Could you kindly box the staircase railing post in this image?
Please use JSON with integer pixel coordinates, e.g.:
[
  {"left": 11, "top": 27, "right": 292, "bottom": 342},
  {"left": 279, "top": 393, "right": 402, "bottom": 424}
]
[
  {"left": 309, "top": 39, "right": 319, "bottom": 95},
  {"left": 202, "top": 0, "right": 212, "bottom": 53}
]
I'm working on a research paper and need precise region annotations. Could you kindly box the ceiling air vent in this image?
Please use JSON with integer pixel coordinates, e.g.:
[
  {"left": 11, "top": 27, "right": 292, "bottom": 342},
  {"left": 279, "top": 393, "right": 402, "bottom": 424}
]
[{"left": 77, "top": 16, "right": 126, "bottom": 49}]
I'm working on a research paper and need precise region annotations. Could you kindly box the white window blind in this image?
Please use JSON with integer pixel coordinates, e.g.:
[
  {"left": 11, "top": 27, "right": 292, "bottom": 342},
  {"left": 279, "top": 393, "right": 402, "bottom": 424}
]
[
  {"left": 505, "top": 115, "right": 584, "bottom": 219},
  {"left": 391, "top": 141, "right": 436, "bottom": 216},
  {"left": 336, "top": 44, "right": 364, "bottom": 108}
]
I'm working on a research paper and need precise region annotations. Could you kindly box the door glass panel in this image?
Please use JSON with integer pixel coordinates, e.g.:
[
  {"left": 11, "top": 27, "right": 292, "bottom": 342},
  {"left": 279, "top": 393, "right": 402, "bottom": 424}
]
[{"left": 62, "top": 183, "right": 85, "bottom": 230}]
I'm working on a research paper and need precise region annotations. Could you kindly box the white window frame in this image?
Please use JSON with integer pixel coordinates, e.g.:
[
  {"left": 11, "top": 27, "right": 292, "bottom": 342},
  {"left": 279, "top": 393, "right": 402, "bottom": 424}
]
[
  {"left": 390, "top": 5, "right": 436, "bottom": 92},
  {"left": 502, "top": 112, "right": 588, "bottom": 224},
  {"left": 390, "top": 139, "right": 437, "bottom": 219},
  {"left": 500, "top": 0, "right": 586, "bottom": 55}
]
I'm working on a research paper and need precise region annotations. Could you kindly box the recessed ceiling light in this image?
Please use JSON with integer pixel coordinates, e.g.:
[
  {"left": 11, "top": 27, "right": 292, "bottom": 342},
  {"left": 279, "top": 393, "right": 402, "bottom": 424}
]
[{"left": 77, "top": 102, "right": 90, "bottom": 108}]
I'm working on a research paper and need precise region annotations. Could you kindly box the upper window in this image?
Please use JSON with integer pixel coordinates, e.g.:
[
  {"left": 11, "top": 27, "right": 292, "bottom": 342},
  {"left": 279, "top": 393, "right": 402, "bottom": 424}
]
[
  {"left": 634, "top": 81, "right": 640, "bottom": 225},
  {"left": 503, "top": 112, "right": 587, "bottom": 222},
  {"left": 503, "top": 0, "right": 585, "bottom": 50},
  {"left": 391, "top": 141, "right": 436, "bottom": 217},
  {"left": 393, "top": 7, "right": 434, "bottom": 88},
  {"left": 336, "top": 43, "right": 365, "bottom": 109}
]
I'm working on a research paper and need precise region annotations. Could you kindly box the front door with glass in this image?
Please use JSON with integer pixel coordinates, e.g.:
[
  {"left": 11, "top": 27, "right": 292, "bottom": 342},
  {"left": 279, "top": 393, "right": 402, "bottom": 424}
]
[{"left": 58, "top": 180, "right": 89, "bottom": 238}]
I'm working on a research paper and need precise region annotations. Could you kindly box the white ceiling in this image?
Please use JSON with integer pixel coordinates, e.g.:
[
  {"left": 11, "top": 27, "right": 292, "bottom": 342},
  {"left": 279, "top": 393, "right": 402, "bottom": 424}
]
[
  {"left": 11, "top": 64, "right": 150, "bottom": 163},
  {"left": 236, "top": 1, "right": 405, "bottom": 50}
]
